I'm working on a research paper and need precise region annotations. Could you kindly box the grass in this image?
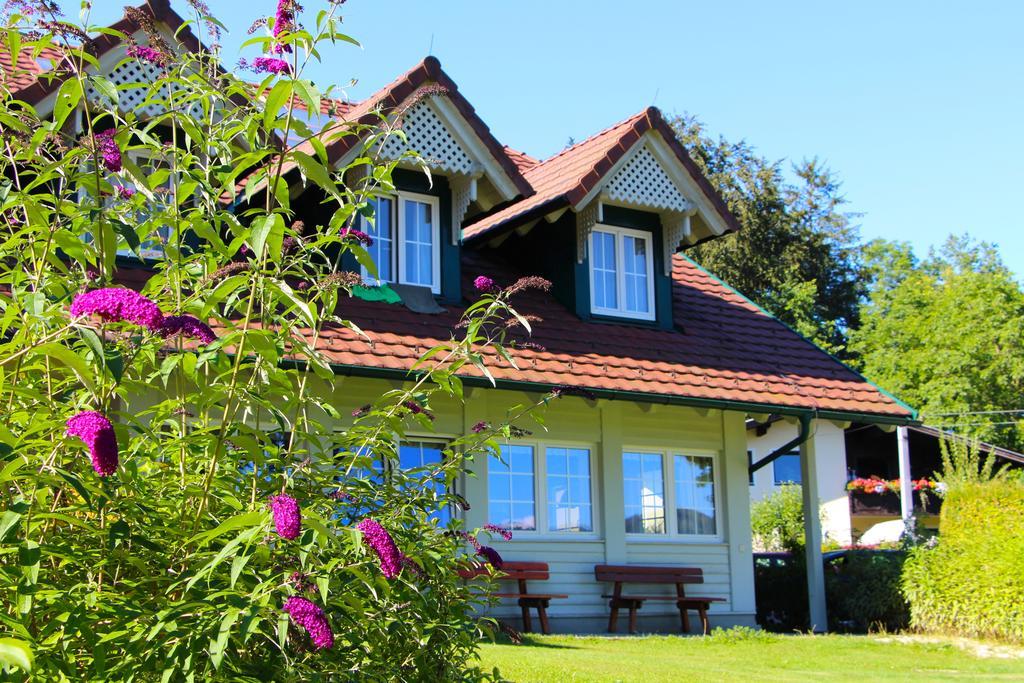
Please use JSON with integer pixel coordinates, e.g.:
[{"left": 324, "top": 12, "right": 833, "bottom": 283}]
[{"left": 476, "top": 629, "right": 1024, "bottom": 682}]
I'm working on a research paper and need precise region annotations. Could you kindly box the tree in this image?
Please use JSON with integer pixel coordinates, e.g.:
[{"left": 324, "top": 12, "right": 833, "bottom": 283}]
[
  {"left": 850, "top": 235, "right": 1024, "bottom": 449},
  {"left": 671, "top": 115, "right": 864, "bottom": 356}
]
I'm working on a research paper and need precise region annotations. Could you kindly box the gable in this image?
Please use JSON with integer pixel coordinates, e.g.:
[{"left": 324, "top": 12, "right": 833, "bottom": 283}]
[
  {"left": 604, "top": 144, "right": 690, "bottom": 213},
  {"left": 380, "top": 100, "right": 478, "bottom": 176}
]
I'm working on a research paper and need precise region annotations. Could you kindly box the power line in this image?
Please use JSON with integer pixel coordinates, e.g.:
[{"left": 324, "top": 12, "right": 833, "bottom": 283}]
[{"left": 923, "top": 409, "right": 1024, "bottom": 417}]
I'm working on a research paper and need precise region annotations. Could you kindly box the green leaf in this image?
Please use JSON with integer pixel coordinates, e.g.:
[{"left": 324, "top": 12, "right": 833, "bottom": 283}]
[
  {"left": 249, "top": 213, "right": 284, "bottom": 261},
  {"left": 291, "top": 150, "right": 341, "bottom": 201},
  {"left": 0, "top": 500, "right": 29, "bottom": 543},
  {"left": 209, "top": 608, "right": 239, "bottom": 670},
  {"left": 0, "top": 638, "right": 33, "bottom": 673},
  {"left": 189, "top": 510, "right": 264, "bottom": 547},
  {"left": 264, "top": 80, "right": 293, "bottom": 132},
  {"left": 35, "top": 342, "right": 95, "bottom": 392},
  {"left": 229, "top": 552, "right": 250, "bottom": 589},
  {"left": 88, "top": 74, "right": 119, "bottom": 107},
  {"left": 53, "top": 77, "right": 83, "bottom": 130}
]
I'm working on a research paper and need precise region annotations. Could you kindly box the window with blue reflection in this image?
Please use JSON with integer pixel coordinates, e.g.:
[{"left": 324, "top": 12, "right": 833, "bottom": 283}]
[
  {"left": 623, "top": 451, "right": 665, "bottom": 533},
  {"left": 674, "top": 454, "right": 717, "bottom": 536},
  {"left": 399, "top": 441, "right": 450, "bottom": 525},
  {"left": 488, "top": 444, "right": 536, "bottom": 531},
  {"left": 546, "top": 447, "right": 593, "bottom": 532},
  {"left": 773, "top": 452, "right": 802, "bottom": 485}
]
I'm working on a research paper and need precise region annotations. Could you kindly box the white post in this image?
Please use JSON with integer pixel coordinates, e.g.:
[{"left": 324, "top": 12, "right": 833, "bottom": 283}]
[
  {"left": 897, "top": 426, "right": 913, "bottom": 525},
  {"left": 800, "top": 425, "right": 828, "bottom": 632}
]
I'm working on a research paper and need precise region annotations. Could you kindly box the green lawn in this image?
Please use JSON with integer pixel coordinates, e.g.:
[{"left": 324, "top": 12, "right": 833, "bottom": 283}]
[{"left": 477, "top": 631, "right": 1024, "bottom": 682}]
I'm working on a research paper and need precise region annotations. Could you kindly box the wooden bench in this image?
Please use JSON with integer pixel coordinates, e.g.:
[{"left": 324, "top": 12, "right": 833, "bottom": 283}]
[
  {"left": 458, "top": 561, "right": 568, "bottom": 634},
  {"left": 594, "top": 564, "right": 725, "bottom": 635}
]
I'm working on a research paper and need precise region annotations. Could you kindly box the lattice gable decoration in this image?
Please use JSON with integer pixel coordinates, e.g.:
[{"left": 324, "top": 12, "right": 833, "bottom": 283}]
[
  {"left": 84, "top": 38, "right": 202, "bottom": 119},
  {"left": 604, "top": 143, "right": 689, "bottom": 213},
  {"left": 379, "top": 100, "right": 479, "bottom": 176}
]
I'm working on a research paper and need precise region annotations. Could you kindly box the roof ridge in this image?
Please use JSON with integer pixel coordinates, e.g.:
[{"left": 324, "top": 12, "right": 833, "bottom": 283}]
[{"left": 530, "top": 108, "right": 650, "bottom": 169}]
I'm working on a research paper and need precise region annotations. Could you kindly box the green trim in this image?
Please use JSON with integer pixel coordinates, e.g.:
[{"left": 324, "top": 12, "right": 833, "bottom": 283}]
[
  {"left": 678, "top": 253, "right": 919, "bottom": 420},
  {"left": 295, "top": 359, "right": 916, "bottom": 427}
]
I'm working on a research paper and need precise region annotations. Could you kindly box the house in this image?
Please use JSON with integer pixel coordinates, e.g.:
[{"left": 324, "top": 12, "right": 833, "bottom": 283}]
[
  {"left": 3, "top": 0, "right": 917, "bottom": 633},
  {"left": 749, "top": 418, "right": 1024, "bottom": 546}
]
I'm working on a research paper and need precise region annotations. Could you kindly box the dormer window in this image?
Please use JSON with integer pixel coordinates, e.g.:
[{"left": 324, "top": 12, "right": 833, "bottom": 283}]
[
  {"left": 589, "top": 225, "right": 655, "bottom": 321},
  {"left": 361, "top": 191, "right": 441, "bottom": 293}
]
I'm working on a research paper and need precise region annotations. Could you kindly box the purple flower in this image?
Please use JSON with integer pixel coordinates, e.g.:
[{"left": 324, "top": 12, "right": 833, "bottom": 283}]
[
  {"left": 66, "top": 411, "right": 119, "bottom": 476},
  {"left": 242, "top": 56, "right": 291, "bottom": 74},
  {"left": 471, "top": 421, "right": 489, "bottom": 434},
  {"left": 357, "top": 518, "right": 404, "bottom": 579},
  {"left": 283, "top": 596, "right": 334, "bottom": 650},
  {"left": 477, "top": 545, "right": 504, "bottom": 569},
  {"left": 473, "top": 275, "right": 498, "bottom": 293},
  {"left": 340, "top": 227, "right": 373, "bottom": 246},
  {"left": 94, "top": 129, "right": 121, "bottom": 172},
  {"left": 70, "top": 287, "right": 164, "bottom": 331},
  {"left": 403, "top": 400, "right": 435, "bottom": 421},
  {"left": 115, "top": 186, "right": 136, "bottom": 199},
  {"left": 160, "top": 315, "right": 217, "bottom": 345},
  {"left": 352, "top": 404, "right": 371, "bottom": 418},
  {"left": 272, "top": 0, "right": 300, "bottom": 53},
  {"left": 270, "top": 494, "right": 302, "bottom": 540},
  {"left": 483, "top": 523, "right": 513, "bottom": 541},
  {"left": 126, "top": 44, "right": 168, "bottom": 66}
]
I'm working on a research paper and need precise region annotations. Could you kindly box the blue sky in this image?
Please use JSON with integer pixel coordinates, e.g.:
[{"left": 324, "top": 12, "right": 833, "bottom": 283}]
[{"left": 64, "top": 1, "right": 1024, "bottom": 275}]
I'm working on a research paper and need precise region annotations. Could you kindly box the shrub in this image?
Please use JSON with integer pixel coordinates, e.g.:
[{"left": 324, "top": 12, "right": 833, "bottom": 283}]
[
  {"left": 826, "top": 551, "right": 908, "bottom": 633},
  {"left": 751, "top": 484, "right": 805, "bottom": 551},
  {"left": 902, "top": 479, "right": 1024, "bottom": 642},
  {"left": 0, "top": 4, "right": 550, "bottom": 679},
  {"left": 753, "top": 551, "right": 808, "bottom": 632}
]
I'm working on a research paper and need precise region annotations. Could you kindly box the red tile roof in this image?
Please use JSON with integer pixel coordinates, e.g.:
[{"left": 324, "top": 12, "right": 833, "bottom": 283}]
[
  {"left": 503, "top": 146, "right": 540, "bottom": 173},
  {"left": 0, "top": 43, "right": 65, "bottom": 92},
  {"left": 249, "top": 57, "right": 533, "bottom": 201},
  {"left": 3, "top": 0, "right": 201, "bottom": 105},
  {"left": 463, "top": 106, "right": 741, "bottom": 241},
  {"left": 127, "top": 250, "right": 906, "bottom": 419}
]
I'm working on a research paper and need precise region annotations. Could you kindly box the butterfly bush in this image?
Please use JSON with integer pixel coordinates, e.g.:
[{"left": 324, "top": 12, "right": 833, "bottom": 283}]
[
  {"left": 65, "top": 411, "right": 119, "bottom": 476},
  {"left": 283, "top": 596, "right": 335, "bottom": 649},
  {"left": 270, "top": 494, "right": 302, "bottom": 540},
  {"left": 0, "top": 2, "right": 555, "bottom": 679},
  {"left": 70, "top": 287, "right": 164, "bottom": 331}
]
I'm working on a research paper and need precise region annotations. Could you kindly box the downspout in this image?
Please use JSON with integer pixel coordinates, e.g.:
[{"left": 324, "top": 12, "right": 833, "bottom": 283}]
[{"left": 748, "top": 413, "right": 813, "bottom": 476}]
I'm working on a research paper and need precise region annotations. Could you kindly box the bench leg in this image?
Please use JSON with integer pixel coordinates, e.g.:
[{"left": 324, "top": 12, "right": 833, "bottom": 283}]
[
  {"left": 679, "top": 604, "right": 691, "bottom": 633},
  {"left": 520, "top": 604, "right": 533, "bottom": 633},
  {"left": 628, "top": 603, "right": 638, "bottom": 634},
  {"left": 698, "top": 606, "right": 710, "bottom": 636},
  {"left": 608, "top": 603, "right": 619, "bottom": 633},
  {"left": 537, "top": 604, "right": 551, "bottom": 635}
]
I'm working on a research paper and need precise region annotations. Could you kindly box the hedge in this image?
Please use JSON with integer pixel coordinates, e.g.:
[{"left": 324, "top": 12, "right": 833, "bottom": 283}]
[{"left": 901, "top": 480, "right": 1024, "bottom": 641}]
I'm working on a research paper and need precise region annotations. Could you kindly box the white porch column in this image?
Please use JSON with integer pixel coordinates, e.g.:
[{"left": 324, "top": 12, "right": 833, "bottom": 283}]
[
  {"left": 800, "top": 424, "right": 828, "bottom": 632},
  {"left": 599, "top": 401, "right": 627, "bottom": 564},
  {"left": 723, "top": 410, "right": 756, "bottom": 618},
  {"left": 897, "top": 426, "right": 913, "bottom": 524},
  {"left": 461, "top": 388, "right": 488, "bottom": 531}
]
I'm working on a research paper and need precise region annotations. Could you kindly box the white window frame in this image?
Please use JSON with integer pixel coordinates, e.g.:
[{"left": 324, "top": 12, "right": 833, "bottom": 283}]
[
  {"left": 78, "top": 148, "right": 175, "bottom": 260},
  {"left": 486, "top": 439, "right": 601, "bottom": 539},
  {"left": 588, "top": 224, "right": 656, "bottom": 321},
  {"left": 622, "top": 447, "right": 722, "bottom": 542},
  {"left": 361, "top": 190, "right": 442, "bottom": 294}
]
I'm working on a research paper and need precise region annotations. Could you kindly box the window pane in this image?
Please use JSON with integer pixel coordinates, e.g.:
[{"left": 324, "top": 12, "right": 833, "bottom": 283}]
[
  {"left": 362, "top": 197, "right": 393, "bottom": 283},
  {"left": 403, "top": 198, "right": 434, "bottom": 287},
  {"left": 623, "top": 235, "right": 650, "bottom": 313},
  {"left": 488, "top": 444, "right": 535, "bottom": 530},
  {"left": 623, "top": 451, "right": 665, "bottom": 533},
  {"left": 399, "top": 441, "right": 449, "bottom": 524},
  {"left": 675, "top": 454, "right": 716, "bottom": 536},
  {"left": 591, "top": 230, "right": 618, "bottom": 309},
  {"left": 773, "top": 453, "right": 802, "bottom": 485},
  {"left": 546, "top": 447, "right": 592, "bottom": 532}
]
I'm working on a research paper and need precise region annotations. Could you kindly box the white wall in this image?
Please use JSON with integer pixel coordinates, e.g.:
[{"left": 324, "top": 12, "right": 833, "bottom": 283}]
[{"left": 748, "top": 420, "right": 852, "bottom": 547}]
